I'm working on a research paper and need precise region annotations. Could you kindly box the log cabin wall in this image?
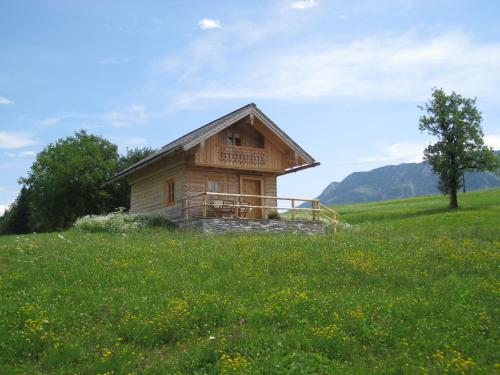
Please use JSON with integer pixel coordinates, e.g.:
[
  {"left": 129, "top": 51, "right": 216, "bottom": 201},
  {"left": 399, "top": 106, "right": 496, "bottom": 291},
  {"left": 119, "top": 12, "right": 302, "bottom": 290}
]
[
  {"left": 184, "top": 166, "right": 278, "bottom": 218},
  {"left": 126, "top": 114, "right": 303, "bottom": 220},
  {"left": 185, "top": 167, "right": 277, "bottom": 196},
  {"left": 128, "top": 154, "right": 185, "bottom": 219}
]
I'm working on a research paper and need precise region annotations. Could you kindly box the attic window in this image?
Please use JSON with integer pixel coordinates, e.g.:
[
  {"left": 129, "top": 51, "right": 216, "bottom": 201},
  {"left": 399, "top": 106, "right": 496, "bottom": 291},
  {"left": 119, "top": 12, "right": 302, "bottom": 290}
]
[{"left": 226, "top": 130, "right": 241, "bottom": 146}]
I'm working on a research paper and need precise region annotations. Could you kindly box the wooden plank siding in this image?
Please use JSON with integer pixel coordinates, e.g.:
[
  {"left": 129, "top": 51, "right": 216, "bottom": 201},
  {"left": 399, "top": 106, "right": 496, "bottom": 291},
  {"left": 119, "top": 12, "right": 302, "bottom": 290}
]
[
  {"left": 264, "top": 175, "right": 278, "bottom": 216},
  {"left": 128, "top": 161, "right": 279, "bottom": 221},
  {"left": 128, "top": 155, "right": 186, "bottom": 219},
  {"left": 184, "top": 166, "right": 278, "bottom": 218},
  {"left": 193, "top": 117, "right": 302, "bottom": 173},
  {"left": 185, "top": 167, "right": 277, "bottom": 196}
]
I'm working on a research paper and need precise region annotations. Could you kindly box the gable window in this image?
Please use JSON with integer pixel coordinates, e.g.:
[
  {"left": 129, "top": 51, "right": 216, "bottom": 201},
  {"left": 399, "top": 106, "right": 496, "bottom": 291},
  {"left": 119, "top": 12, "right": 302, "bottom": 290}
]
[
  {"left": 226, "top": 130, "right": 241, "bottom": 146},
  {"left": 164, "top": 178, "right": 175, "bottom": 206},
  {"left": 206, "top": 176, "right": 223, "bottom": 193}
]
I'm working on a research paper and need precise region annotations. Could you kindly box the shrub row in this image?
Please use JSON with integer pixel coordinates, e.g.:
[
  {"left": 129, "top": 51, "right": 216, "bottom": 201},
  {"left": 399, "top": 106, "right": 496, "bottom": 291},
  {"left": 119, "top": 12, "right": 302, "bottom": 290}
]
[{"left": 73, "top": 212, "right": 167, "bottom": 233}]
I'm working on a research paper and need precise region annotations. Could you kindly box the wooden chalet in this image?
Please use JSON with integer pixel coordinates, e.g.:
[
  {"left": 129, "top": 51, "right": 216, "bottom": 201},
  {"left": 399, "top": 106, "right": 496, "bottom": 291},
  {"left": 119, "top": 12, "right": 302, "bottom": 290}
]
[{"left": 105, "top": 103, "right": 337, "bottom": 232}]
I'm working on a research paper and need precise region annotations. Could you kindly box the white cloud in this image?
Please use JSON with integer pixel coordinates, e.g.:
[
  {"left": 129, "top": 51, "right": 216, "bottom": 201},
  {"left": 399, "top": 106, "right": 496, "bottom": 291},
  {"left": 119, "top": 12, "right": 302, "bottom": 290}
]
[
  {"left": 198, "top": 18, "right": 222, "bottom": 30},
  {"left": 36, "top": 115, "right": 70, "bottom": 128},
  {"left": 168, "top": 31, "right": 500, "bottom": 108},
  {"left": 290, "top": 0, "right": 318, "bottom": 10},
  {"left": 0, "top": 204, "right": 8, "bottom": 216},
  {"left": 357, "top": 142, "right": 426, "bottom": 164},
  {"left": 0, "top": 132, "right": 37, "bottom": 149},
  {"left": 485, "top": 134, "right": 500, "bottom": 150},
  {"left": 104, "top": 105, "right": 147, "bottom": 128},
  {"left": 154, "top": 57, "right": 181, "bottom": 72},
  {"left": 0, "top": 96, "right": 14, "bottom": 105},
  {"left": 5, "top": 150, "right": 35, "bottom": 157},
  {"left": 36, "top": 105, "right": 148, "bottom": 130}
]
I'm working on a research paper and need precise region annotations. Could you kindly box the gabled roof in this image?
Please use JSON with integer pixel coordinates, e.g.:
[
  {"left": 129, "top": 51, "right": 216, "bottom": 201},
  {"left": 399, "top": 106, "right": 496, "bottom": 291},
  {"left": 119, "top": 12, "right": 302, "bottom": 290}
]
[{"left": 104, "top": 103, "right": 317, "bottom": 185}]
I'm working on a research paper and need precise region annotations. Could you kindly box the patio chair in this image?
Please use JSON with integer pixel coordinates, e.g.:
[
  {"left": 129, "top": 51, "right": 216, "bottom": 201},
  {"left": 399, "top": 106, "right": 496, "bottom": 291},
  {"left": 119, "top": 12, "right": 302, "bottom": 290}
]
[
  {"left": 222, "top": 200, "right": 236, "bottom": 218},
  {"left": 211, "top": 199, "right": 224, "bottom": 217},
  {"left": 238, "top": 202, "right": 251, "bottom": 218}
]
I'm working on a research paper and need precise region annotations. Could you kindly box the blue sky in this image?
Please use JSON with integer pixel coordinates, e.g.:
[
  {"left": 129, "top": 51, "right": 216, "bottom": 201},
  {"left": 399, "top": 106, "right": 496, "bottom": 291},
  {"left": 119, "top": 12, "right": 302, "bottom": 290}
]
[{"left": 1, "top": 0, "right": 500, "bottom": 214}]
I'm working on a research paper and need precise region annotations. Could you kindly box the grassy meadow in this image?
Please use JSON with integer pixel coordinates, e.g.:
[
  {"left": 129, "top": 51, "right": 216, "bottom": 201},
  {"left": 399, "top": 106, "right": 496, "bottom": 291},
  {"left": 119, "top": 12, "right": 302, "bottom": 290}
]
[{"left": 0, "top": 189, "right": 498, "bottom": 374}]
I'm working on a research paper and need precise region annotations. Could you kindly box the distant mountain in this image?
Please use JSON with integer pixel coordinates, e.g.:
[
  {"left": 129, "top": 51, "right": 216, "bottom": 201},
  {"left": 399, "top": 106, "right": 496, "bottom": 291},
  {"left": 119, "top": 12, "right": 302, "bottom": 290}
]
[
  {"left": 315, "top": 181, "right": 340, "bottom": 204},
  {"left": 308, "top": 156, "right": 500, "bottom": 206}
]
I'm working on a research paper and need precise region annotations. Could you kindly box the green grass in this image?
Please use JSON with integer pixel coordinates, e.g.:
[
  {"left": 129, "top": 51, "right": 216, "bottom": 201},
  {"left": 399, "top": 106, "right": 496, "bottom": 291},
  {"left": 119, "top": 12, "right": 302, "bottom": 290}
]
[{"left": 0, "top": 189, "right": 498, "bottom": 374}]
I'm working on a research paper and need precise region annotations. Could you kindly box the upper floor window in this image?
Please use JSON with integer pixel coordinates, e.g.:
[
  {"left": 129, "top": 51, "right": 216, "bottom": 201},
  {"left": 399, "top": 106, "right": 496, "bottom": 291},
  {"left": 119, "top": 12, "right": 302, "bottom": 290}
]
[{"left": 226, "top": 130, "right": 241, "bottom": 146}]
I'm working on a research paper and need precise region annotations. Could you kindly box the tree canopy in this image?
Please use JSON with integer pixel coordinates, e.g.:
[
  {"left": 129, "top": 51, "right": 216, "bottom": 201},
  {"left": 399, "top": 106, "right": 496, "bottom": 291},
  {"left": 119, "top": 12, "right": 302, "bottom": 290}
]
[
  {"left": 0, "top": 131, "right": 155, "bottom": 234},
  {"left": 19, "top": 130, "right": 120, "bottom": 230},
  {"left": 0, "top": 187, "right": 31, "bottom": 235},
  {"left": 419, "top": 88, "right": 499, "bottom": 208}
]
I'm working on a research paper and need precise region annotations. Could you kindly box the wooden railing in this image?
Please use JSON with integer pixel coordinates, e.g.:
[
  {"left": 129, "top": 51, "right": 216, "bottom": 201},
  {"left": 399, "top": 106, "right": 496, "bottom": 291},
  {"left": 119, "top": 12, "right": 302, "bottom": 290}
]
[
  {"left": 320, "top": 203, "right": 339, "bottom": 233},
  {"left": 182, "top": 192, "right": 338, "bottom": 231},
  {"left": 217, "top": 145, "right": 266, "bottom": 167}
]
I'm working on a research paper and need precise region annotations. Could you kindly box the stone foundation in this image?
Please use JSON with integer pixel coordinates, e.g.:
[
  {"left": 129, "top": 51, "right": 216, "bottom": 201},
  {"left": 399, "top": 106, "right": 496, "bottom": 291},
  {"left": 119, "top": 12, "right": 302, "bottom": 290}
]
[{"left": 177, "top": 218, "right": 326, "bottom": 234}]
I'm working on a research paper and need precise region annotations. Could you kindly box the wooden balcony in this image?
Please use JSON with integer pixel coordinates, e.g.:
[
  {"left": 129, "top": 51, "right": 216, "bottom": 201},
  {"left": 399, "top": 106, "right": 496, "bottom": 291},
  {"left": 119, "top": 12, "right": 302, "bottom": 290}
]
[
  {"left": 194, "top": 141, "right": 288, "bottom": 172},
  {"left": 216, "top": 145, "right": 267, "bottom": 168},
  {"left": 182, "top": 192, "right": 338, "bottom": 231}
]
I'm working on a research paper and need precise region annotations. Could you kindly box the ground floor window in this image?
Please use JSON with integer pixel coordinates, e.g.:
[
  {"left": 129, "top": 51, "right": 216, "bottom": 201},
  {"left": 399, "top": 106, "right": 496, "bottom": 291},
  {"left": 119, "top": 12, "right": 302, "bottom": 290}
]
[
  {"left": 206, "top": 176, "right": 224, "bottom": 193},
  {"left": 164, "top": 178, "right": 175, "bottom": 206}
]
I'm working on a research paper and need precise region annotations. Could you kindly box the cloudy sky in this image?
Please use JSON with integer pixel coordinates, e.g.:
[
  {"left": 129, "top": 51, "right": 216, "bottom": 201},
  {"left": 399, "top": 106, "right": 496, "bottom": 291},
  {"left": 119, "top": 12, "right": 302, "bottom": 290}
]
[{"left": 1, "top": 0, "right": 500, "bottom": 214}]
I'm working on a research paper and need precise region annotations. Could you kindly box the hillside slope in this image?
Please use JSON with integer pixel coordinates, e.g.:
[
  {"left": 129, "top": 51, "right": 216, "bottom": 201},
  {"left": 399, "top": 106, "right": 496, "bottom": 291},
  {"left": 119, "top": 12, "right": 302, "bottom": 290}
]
[{"left": 0, "top": 189, "right": 498, "bottom": 373}]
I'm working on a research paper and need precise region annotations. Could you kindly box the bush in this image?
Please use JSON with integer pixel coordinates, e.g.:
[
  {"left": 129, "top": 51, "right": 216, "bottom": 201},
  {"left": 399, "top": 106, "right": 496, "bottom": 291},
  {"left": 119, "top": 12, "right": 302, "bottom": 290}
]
[
  {"left": 268, "top": 211, "right": 281, "bottom": 220},
  {"left": 73, "top": 212, "right": 167, "bottom": 233}
]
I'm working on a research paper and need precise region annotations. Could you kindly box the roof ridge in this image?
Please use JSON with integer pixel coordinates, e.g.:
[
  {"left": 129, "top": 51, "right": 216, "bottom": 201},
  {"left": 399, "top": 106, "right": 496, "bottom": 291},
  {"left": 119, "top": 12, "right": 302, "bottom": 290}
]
[
  {"left": 103, "top": 102, "right": 317, "bottom": 186},
  {"left": 159, "top": 102, "right": 255, "bottom": 150}
]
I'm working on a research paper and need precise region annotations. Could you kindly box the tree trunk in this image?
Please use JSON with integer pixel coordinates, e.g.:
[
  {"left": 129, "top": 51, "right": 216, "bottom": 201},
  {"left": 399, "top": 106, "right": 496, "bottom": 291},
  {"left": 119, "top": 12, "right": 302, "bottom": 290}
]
[
  {"left": 449, "top": 189, "right": 458, "bottom": 209},
  {"left": 449, "top": 152, "right": 459, "bottom": 209}
]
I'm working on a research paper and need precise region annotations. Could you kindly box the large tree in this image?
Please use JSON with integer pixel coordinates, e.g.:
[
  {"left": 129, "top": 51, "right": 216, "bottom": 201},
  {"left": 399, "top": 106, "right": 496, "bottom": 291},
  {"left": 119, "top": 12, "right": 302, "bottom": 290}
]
[
  {"left": 20, "top": 130, "right": 120, "bottom": 230},
  {"left": 419, "top": 88, "right": 499, "bottom": 209},
  {"left": 0, "top": 187, "right": 31, "bottom": 235}
]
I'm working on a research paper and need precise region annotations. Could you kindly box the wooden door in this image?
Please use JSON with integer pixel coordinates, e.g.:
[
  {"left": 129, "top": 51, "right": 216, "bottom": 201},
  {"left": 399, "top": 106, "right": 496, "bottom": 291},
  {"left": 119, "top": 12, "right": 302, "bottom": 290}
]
[{"left": 241, "top": 178, "right": 262, "bottom": 219}]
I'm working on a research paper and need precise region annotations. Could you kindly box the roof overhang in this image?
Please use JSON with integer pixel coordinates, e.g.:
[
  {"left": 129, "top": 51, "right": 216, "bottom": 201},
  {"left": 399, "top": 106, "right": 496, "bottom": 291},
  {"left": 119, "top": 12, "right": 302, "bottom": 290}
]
[
  {"left": 102, "top": 103, "right": 317, "bottom": 186},
  {"left": 101, "top": 146, "right": 183, "bottom": 187},
  {"left": 280, "top": 162, "right": 321, "bottom": 176}
]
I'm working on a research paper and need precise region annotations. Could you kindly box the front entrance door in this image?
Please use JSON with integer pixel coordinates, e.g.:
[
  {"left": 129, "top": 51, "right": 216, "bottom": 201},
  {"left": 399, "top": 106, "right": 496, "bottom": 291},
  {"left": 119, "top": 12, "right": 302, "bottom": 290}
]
[{"left": 241, "top": 178, "right": 262, "bottom": 219}]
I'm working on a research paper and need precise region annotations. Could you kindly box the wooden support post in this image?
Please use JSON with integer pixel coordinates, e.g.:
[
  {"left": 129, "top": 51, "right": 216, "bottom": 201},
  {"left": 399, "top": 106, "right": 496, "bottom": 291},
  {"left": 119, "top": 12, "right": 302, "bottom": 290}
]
[
  {"left": 236, "top": 195, "right": 240, "bottom": 219},
  {"left": 184, "top": 197, "right": 189, "bottom": 221},
  {"left": 202, "top": 194, "right": 207, "bottom": 218},
  {"left": 313, "top": 200, "right": 318, "bottom": 221},
  {"left": 291, "top": 199, "right": 295, "bottom": 221}
]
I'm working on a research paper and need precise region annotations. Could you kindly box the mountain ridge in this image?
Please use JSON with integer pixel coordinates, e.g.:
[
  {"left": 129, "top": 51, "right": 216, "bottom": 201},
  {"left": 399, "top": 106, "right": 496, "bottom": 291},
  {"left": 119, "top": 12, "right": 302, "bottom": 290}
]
[{"left": 308, "top": 156, "right": 500, "bottom": 206}]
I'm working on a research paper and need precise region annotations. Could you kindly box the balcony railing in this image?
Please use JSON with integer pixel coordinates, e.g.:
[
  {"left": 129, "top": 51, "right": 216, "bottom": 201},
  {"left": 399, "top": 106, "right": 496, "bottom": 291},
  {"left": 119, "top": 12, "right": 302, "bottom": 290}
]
[
  {"left": 182, "top": 192, "right": 338, "bottom": 232},
  {"left": 216, "top": 145, "right": 267, "bottom": 167}
]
